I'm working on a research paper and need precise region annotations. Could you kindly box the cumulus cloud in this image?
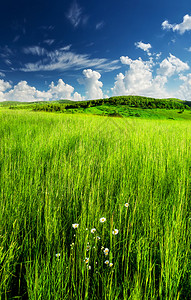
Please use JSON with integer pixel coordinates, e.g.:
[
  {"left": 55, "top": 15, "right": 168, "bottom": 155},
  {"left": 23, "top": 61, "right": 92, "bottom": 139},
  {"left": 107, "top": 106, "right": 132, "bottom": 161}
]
[
  {"left": 49, "top": 79, "right": 75, "bottom": 100},
  {"left": 135, "top": 41, "right": 152, "bottom": 56},
  {"left": 0, "top": 79, "right": 12, "bottom": 101},
  {"left": 79, "top": 69, "right": 103, "bottom": 100},
  {"left": 0, "top": 79, "right": 12, "bottom": 92},
  {"left": 162, "top": 14, "right": 191, "bottom": 34},
  {"left": 111, "top": 73, "right": 126, "bottom": 96},
  {"left": 157, "top": 54, "right": 189, "bottom": 77},
  {"left": 4, "top": 81, "right": 51, "bottom": 102},
  {"left": 177, "top": 74, "right": 191, "bottom": 100},
  {"left": 111, "top": 54, "right": 188, "bottom": 98},
  {"left": 0, "top": 79, "right": 84, "bottom": 102},
  {"left": 113, "top": 56, "right": 163, "bottom": 97}
]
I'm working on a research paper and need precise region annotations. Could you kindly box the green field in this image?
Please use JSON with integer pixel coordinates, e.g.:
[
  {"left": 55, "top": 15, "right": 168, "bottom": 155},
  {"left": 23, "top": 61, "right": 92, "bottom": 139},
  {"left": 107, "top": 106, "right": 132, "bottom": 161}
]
[{"left": 0, "top": 109, "right": 191, "bottom": 299}]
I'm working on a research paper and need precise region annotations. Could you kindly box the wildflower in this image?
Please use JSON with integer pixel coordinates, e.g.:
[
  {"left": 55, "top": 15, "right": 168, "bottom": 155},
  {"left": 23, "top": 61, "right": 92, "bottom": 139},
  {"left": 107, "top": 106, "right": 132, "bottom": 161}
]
[
  {"left": 87, "top": 265, "right": 91, "bottom": 270},
  {"left": 84, "top": 257, "right": 89, "bottom": 264},
  {"left": 125, "top": 203, "right": 129, "bottom": 208},
  {"left": 96, "top": 236, "right": 101, "bottom": 240},
  {"left": 104, "top": 248, "right": 109, "bottom": 255},
  {"left": 104, "top": 260, "right": 109, "bottom": 265},
  {"left": 55, "top": 253, "right": 60, "bottom": 258},
  {"left": 72, "top": 223, "right": 79, "bottom": 229},
  {"left": 91, "top": 228, "right": 96, "bottom": 233},
  {"left": 100, "top": 217, "right": 106, "bottom": 223},
  {"left": 112, "top": 229, "right": 119, "bottom": 235},
  {"left": 109, "top": 263, "right": 113, "bottom": 267},
  {"left": 86, "top": 245, "right": 90, "bottom": 251}
]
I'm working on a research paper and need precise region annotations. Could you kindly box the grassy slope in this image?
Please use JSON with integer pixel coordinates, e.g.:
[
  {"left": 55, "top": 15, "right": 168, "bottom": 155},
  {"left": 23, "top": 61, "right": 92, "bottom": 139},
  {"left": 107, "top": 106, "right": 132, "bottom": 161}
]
[
  {"left": 2, "top": 103, "right": 191, "bottom": 121},
  {"left": 81, "top": 104, "right": 191, "bottom": 120},
  {"left": 0, "top": 99, "right": 73, "bottom": 107},
  {"left": 2, "top": 95, "right": 191, "bottom": 120},
  {"left": 0, "top": 110, "right": 191, "bottom": 299}
]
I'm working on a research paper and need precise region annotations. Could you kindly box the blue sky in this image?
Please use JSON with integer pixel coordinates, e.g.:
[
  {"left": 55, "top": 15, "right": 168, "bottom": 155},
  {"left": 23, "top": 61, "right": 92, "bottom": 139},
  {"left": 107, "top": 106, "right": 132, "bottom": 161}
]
[{"left": 1, "top": 0, "right": 191, "bottom": 101}]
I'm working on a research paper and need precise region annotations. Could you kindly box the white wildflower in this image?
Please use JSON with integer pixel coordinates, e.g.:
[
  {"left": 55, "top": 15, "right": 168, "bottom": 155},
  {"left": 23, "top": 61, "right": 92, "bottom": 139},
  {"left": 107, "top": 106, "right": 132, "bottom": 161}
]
[
  {"left": 72, "top": 223, "right": 79, "bottom": 229},
  {"left": 112, "top": 229, "right": 119, "bottom": 235},
  {"left": 100, "top": 217, "right": 106, "bottom": 223}
]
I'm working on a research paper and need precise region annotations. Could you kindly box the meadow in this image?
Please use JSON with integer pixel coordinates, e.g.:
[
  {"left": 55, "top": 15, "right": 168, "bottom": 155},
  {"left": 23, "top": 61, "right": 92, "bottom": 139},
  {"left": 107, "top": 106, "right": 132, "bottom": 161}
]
[{"left": 0, "top": 109, "right": 191, "bottom": 299}]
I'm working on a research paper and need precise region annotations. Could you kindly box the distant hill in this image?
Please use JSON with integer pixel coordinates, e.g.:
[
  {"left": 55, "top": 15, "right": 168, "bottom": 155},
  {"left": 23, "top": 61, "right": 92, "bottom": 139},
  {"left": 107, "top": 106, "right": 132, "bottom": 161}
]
[
  {"left": 0, "top": 99, "right": 73, "bottom": 106},
  {"left": 3, "top": 96, "right": 191, "bottom": 121},
  {"left": 31, "top": 95, "right": 191, "bottom": 111}
]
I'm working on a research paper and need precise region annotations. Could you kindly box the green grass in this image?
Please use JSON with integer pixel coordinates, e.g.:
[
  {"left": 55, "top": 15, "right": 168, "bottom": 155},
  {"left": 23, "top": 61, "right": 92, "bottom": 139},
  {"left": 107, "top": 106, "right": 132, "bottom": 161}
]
[
  {"left": 0, "top": 110, "right": 191, "bottom": 299},
  {"left": 82, "top": 105, "right": 191, "bottom": 120}
]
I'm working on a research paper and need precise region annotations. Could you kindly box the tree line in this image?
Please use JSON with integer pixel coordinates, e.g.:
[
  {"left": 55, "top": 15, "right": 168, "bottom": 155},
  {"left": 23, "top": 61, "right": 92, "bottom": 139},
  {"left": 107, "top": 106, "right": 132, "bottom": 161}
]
[{"left": 31, "top": 96, "right": 190, "bottom": 112}]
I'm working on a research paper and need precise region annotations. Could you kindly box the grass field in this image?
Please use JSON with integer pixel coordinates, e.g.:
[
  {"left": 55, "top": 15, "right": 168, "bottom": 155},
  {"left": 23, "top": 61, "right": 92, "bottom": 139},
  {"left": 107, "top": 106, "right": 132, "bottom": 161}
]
[{"left": 0, "top": 109, "right": 191, "bottom": 299}]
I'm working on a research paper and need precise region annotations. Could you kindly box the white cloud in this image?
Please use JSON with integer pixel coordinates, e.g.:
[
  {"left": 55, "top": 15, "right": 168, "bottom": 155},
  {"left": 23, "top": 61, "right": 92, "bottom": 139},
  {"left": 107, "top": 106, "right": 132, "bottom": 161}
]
[
  {"left": 4, "top": 81, "right": 51, "bottom": 102},
  {"left": 0, "top": 79, "right": 84, "bottom": 102},
  {"left": 13, "top": 35, "right": 20, "bottom": 43},
  {"left": 0, "top": 79, "right": 12, "bottom": 92},
  {"left": 111, "top": 73, "right": 126, "bottom": 96},
  {"left": 79, "top": 69, "right": 103, "bottom": 100},
  {"left": 157, "top": 54, "right": 189, "bottom": 77},
  {"left": 0, "top": 79, "right": 12, "bottom": 101},
  {"left": 43, "top": 39, "right": 55, "bottom": 46},
  {"left": 5, "top": 59, "right": 12, "bottom": 66},
  {"left": 67, "top": 1, "right": 82, "bottom": 27},
  {"left": 112, "top": 55, "right": 170, "bottom": 98},
  {"left": 23, "top": 46, "right": 47, "bottom": 56},
  {"left": 96, "top": 21, "right": 104, "bottom": 30},
  {"left": 0, "top": 72, "right": 5, "bottom": 77},
  {"left": 66, "top": 1, "right": 88, "bottom": 28},
  {"left": 177, "top": 74, "right": 191, "bottom": 100},
  {"left": 73, "top": 91, "right": 84, "bottom": 101},
  {"left": 49, "top": 79, "right": 75, "bottom": 100},
  {"left": 20, "top": 48, "right": 120, "bottom": 72},
  {"left": 112, "top": 53, "right": 190, "bottom": 99},
  {"left": 60, "top": 44, "right": 72, "bottom": 51},
  {"left": 135, "top": 41, "right": 152, "bottom": 56},
  {"left": 162, "top": 14, "right": 191, "bottom": 34}
]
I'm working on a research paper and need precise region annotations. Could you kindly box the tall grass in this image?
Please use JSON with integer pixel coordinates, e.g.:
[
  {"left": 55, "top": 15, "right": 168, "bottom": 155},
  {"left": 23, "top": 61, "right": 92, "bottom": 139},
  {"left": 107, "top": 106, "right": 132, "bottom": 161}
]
[{"left": 0, "top": 110, "right": 191, "bottom": 299}]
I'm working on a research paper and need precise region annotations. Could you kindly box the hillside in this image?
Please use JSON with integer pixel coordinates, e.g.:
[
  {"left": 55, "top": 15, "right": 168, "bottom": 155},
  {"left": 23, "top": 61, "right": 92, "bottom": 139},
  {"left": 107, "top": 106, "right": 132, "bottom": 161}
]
[
  {"left": 0, "top": 99, "right": 73, "bottom": 107},
  {"left": 3, "top": 95, "right": 191, "bottom": 120}
]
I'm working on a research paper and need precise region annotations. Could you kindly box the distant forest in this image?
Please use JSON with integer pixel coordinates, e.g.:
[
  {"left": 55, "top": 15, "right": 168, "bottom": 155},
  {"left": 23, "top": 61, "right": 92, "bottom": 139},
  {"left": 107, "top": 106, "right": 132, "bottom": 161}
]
[
  {"left": 7, "top": 95, "right": 191, "bottom": 112},
  {"left": 30, "top": 96, "right": 190, "bottom": 112}
]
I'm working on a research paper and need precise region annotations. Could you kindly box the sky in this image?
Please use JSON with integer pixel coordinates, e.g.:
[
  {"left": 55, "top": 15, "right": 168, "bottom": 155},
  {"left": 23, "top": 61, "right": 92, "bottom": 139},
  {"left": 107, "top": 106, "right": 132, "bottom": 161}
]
[{"left": 1, "top": 0, "right": 191, "bottom": 101}]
